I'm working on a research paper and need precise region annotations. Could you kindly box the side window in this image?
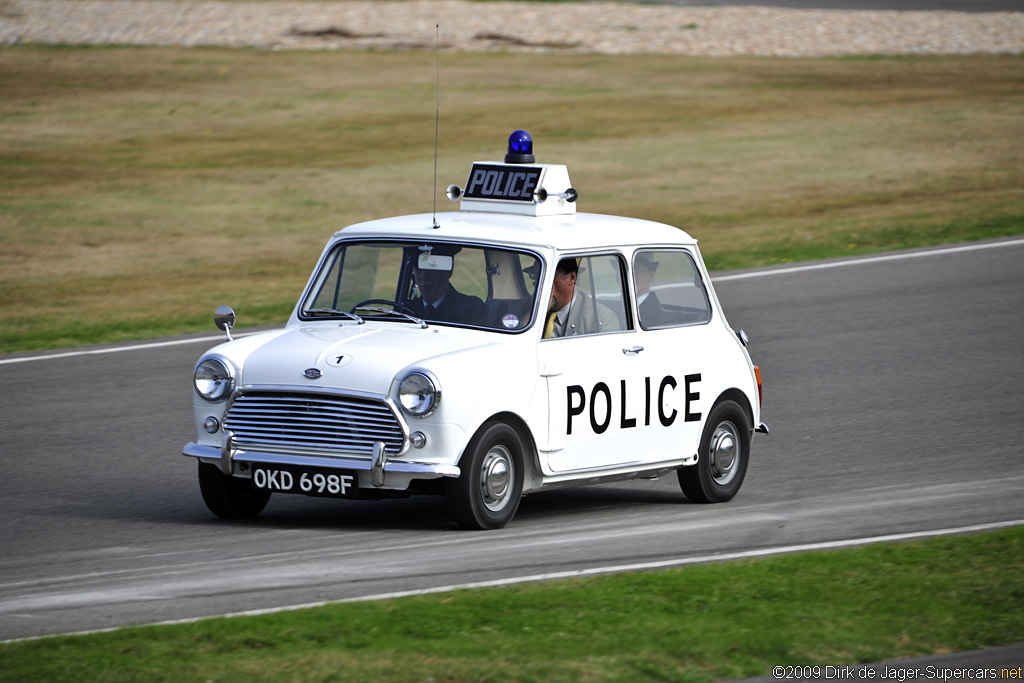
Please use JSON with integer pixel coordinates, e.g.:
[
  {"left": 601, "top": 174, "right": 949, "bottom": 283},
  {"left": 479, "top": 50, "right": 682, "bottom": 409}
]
[
  {"left": 632, "top": 250, "right": 712, "bottom": 330},
  {"left": 547, "top": 253, "right": 629, "bottom": 337}
]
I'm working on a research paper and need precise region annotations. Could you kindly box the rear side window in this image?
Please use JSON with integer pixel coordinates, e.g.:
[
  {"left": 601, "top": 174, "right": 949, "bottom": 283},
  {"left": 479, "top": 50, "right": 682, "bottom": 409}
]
[{"left": 632, "top": 250, "right": 712, "bottom": 330}]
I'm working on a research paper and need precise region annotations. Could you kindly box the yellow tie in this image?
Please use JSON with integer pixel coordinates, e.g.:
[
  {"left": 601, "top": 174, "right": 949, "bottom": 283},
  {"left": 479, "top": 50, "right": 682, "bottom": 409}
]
[{"left": 543, "top": 312, "right": 557, "bottom": 339}]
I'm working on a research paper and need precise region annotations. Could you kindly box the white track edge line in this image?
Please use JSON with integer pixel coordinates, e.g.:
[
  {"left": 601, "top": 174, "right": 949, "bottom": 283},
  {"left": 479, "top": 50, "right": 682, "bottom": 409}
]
[
  {"left": 712, "top": 237, "right": 1024, "bottom": 282},
  {"left": 0, "top": 331, "right": 265, "bottom": 365}
]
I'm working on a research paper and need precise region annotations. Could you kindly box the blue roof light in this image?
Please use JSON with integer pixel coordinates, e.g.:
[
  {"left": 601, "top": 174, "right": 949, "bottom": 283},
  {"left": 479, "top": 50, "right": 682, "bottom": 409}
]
[{"left": 504, "top": 129, "right": 535, "bottom": 164}]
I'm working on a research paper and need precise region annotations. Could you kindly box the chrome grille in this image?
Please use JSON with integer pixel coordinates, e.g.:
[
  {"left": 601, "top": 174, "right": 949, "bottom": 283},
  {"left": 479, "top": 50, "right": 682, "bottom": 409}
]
[{"left": 224, "top": 391, "right": 405, "bottom": 456}]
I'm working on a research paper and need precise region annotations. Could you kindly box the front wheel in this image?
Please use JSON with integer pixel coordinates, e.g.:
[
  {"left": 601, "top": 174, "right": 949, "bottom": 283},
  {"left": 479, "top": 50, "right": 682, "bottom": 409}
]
[
  {"left": 448, "top": 422, "right": 525, "bottom": 530},
  {"left": 678, "top": 400, "right": 750, "bottom": 503},
  {"left": 198, "top": 462, "right": 271, "bottom": 518}
]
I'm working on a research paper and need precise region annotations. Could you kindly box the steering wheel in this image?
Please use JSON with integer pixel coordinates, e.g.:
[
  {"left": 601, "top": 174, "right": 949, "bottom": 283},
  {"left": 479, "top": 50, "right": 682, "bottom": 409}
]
[{"left": 350, "top": 299, "right": 417, "bottom": 316}]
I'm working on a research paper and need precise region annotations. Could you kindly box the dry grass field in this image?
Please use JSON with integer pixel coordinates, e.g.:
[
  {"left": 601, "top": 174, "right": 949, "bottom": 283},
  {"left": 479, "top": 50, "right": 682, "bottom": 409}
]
[{"left": 1, "top": 47, "right": 1022, "bottom": 352}]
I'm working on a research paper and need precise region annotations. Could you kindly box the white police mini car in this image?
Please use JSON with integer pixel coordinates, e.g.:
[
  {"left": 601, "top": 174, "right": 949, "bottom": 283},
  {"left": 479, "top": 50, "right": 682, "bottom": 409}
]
[{"left": 184, "top": 131, "right": 768, "bottom": 530}]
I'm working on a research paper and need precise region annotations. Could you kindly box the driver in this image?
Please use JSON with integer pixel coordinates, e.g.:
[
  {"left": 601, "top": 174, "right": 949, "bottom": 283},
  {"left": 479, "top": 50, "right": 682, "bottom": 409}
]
[{"left": 406, "top": 246, "right": 486, "bottom": 325}]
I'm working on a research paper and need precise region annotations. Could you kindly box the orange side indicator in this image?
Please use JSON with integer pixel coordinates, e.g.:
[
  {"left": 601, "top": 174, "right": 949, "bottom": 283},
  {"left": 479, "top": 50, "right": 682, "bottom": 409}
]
[{"left": 754, "top": 366, "right": 763, "bottom": 408}]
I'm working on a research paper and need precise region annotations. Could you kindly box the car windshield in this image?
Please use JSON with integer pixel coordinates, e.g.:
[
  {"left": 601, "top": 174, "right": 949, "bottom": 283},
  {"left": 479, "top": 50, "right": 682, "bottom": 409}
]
[{"left": 300, "top": 241, "right": 543, "bottom": 332}]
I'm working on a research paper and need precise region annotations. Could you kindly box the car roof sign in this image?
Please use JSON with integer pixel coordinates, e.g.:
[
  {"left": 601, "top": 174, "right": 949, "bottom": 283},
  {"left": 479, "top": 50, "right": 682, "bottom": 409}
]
[{"left": 448, "top": 130, "right": 578, "bottom": 217}]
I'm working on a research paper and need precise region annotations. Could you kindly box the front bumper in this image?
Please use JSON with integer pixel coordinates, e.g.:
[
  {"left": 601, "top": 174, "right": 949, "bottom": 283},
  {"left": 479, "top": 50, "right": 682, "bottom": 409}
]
[{"left": 183, "top": 442, "right": 461, "bottom": 490}]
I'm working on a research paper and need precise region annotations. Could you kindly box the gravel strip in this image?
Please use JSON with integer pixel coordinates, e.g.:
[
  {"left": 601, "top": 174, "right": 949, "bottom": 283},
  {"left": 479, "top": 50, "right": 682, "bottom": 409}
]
[{"left": 1, "top": 0, "right": 1022, "bottom": 56}]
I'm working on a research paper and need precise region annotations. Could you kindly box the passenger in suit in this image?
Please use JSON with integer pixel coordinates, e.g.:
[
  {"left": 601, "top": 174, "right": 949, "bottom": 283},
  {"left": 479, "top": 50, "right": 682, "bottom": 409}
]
[
  {"left": 406, "top": 248, "right": 486, "bottom": 325},
  {"left": 543, "top": 257, "right": 620, "bottom": 338}
]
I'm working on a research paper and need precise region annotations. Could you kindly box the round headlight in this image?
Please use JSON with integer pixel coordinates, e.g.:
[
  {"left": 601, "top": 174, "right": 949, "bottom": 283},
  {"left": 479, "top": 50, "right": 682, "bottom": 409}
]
[
  {"left": 399, "top": 372, "right": 439, "bottom": 417},
  {"left": 194, "top": 358, "right": 233, "bottom": 402}
]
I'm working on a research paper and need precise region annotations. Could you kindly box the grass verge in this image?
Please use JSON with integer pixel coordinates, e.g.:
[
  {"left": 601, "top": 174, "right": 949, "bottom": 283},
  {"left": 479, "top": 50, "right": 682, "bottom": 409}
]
[
  {"left": 2, "top": 48, "right": 1023, "bottom": 353},
  {"left": 1, "top": 526, "right": 1022, "bottom": 682}
]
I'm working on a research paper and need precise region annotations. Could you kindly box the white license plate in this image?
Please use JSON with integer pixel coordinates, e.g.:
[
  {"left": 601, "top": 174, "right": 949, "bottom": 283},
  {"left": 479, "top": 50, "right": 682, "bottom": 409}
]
[{"left": 251, "top": 465, "right": 358, "bottom": 498}]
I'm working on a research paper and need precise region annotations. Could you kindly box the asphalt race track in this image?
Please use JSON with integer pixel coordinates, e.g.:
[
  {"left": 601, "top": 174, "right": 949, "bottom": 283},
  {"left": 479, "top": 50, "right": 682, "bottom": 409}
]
[{"left": 1, "top": 237, "right": 1023, "bottom": 642}]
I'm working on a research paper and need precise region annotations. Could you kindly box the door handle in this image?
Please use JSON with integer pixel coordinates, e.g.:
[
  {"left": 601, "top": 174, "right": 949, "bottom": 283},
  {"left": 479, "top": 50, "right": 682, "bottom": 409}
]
[{"left": 622, "top": 345, "right": 644, "bottom": 355}]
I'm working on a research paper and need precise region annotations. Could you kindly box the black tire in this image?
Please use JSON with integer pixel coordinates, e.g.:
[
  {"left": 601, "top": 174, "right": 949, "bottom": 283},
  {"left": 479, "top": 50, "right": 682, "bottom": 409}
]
[
  {"left": 448, "top": 421, "right": 525, "bottom": 530},
  {"left": 198, "top": 462, "right": 271, "bottom": 519},
  {"left": 678, "top": 399, "right": 750, "bottom": 503}
]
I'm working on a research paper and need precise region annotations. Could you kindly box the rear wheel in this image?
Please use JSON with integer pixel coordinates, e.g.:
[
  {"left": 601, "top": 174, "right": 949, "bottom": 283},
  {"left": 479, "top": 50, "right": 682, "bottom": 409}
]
[
  {"left": 448, "top": 422, "right": 524, "bottom": 530},
  {"left": 198, "top": 462, "right": 271, "bottom": 518},
  {"left": 678, "top": 400, "right": 750, "bottom": 503}
]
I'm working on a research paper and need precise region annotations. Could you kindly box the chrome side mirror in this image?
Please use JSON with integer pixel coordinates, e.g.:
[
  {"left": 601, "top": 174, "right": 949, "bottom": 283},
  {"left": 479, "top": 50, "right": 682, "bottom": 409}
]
[{"left": 214, "top": 306, "right": 236, "bottom": 342}]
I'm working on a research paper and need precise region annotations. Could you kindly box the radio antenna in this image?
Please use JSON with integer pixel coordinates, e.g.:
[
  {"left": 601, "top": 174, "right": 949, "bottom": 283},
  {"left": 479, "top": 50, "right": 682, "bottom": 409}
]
[{"left": 431, "top": 24, "right": 441, "bottom": 230}]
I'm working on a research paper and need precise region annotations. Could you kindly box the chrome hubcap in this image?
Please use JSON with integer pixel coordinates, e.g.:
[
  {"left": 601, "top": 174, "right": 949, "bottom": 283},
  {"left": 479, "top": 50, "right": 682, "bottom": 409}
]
[
  {"left": 709, "top": 421, "right": 740, "bottom": 485},
  {"left": 481, "top": 445, "right": 512, "bottom": 511}
]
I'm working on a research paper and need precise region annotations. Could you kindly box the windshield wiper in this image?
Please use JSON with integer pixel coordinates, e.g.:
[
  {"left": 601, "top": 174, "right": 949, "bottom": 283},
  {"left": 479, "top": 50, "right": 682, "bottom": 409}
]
[
  {"left": 352, "top": 306, "right": 428, "bottom": 329},
  {"left": 304, "top": 308, "right": 364, "bottom": 324}
]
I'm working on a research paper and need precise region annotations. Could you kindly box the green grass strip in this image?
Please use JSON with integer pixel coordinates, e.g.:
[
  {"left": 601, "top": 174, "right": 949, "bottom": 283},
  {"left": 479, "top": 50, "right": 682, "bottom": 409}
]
[
  {"left": 701, "top": 209, "right": 1024, "bottom": 272},
  {"left": 3, "top": 526, "right": 1022, "bottom": 682}
]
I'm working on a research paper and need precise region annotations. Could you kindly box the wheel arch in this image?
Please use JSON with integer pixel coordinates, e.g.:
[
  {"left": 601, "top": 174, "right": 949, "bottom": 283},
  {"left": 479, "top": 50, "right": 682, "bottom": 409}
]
[
  {"left": 461, "top": 411, "right": 540, "bottom": 492},
  {"left": 712, "top": 388, "right": 754, "bottom": 434}
]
